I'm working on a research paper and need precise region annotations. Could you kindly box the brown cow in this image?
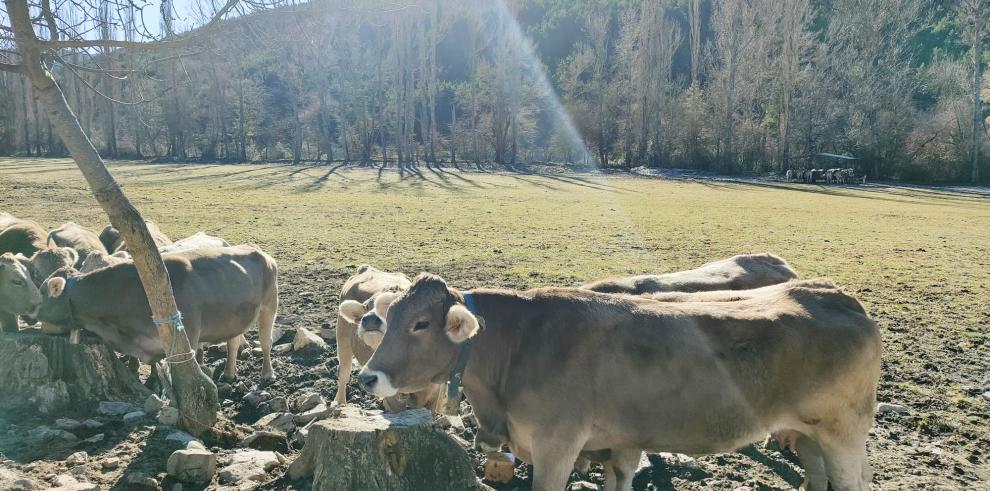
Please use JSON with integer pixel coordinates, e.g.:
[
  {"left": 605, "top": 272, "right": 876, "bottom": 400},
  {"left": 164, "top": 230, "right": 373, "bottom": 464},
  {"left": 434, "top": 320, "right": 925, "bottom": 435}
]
[
  {"left": 0, "top": 220, "right": 48, "bottom": 257},
  {"left": 580, "top": 253, "right": 797, "bottom": 295},
  {"left": 361, "top": 274, "right": 880, "bottom": 491},
  {"left": 79, "top": 250, "right": 131, "bottom": 273},
  {"left": 22, "top": 247, "right": 78, "bottom": 286},
  {"left": 36, "top": 245, "right": 278, "bottom": 381},
  {"left": 100, "top": 221, "right": 172, "bottom": 253},
  {"left": 333, "top": 265, "right": 440, "bottom": 410},
  {"left": 0, "top": 212, "right": 19, "bottom": 232},
  {"left": 0, "top": 254, "right": 42, "bottom": 333},
  {"left": 47, "top": 222, "right": 107, "bottom": 267}
]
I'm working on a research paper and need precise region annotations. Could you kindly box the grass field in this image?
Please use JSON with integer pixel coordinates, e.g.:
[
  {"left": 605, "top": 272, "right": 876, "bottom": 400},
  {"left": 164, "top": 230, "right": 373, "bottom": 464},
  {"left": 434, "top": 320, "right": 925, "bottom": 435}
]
[{"left": 1, "top": 157, "right": 989, "bottom": 489}]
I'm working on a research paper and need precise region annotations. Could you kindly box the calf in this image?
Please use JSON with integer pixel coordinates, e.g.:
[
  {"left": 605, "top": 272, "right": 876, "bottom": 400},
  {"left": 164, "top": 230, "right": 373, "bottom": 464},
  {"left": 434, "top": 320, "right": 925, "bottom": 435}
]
[
  {"left": 160, "top": 232, "right": 230, "bottom": 254},
  {"left": 580, "top": 253, "right": 797, "bottom": 295},
  {"left": 47, "top": 222, "right": 107, "bottom": 267},
  {"left": 0, "top": 220, "right": 48, "bottom": 257},
  {"left": 333, "top": 265, "right": 428, "bottom": 409},
  {"left": 0, "top": 254, "right": 41, "bottom": 333},
  {"left": 36, "top": 245, "right": 278, "bottom": 381},
  {"left": 361, "top": 274, "right": 880, "bottom": 491},
  {"left": 23, "top": 247, "right": 78, "bottom": 285}
]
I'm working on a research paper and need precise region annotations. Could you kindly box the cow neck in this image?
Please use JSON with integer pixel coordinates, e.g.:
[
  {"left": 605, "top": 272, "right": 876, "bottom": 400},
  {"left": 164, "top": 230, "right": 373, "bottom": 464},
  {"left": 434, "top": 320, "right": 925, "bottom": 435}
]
[
  {"left": 446, "top": 291, "right": 479, "bottom": 403},
  {"left": 62, "top": 275, "right": 83, "bottom": 329}
]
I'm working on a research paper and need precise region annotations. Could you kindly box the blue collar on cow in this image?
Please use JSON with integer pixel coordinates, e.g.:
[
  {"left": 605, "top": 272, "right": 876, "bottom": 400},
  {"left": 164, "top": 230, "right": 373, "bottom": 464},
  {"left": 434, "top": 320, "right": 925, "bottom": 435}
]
[{"left": 445, "top": 292, "right": 478, "bottom": 411}]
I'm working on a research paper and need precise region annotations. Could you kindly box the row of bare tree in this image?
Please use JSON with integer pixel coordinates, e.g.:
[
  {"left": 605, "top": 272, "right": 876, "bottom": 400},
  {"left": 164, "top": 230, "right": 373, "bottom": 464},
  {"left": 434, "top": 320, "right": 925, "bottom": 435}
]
[{"left": 1, "top": 0, "right": 988, "bottom": 182}]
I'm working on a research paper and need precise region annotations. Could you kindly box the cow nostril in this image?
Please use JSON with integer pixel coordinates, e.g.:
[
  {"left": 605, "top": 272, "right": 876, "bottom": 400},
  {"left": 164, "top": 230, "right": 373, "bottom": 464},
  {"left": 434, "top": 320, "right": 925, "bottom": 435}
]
[{"left": 358, "top": 372, "right": 378, "bottom": 390}]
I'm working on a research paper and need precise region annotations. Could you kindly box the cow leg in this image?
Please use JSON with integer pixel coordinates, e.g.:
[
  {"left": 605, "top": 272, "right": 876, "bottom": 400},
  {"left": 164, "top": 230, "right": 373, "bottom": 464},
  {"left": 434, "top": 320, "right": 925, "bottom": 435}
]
[
  {"left": 257, "top": 299, "right": 276, "bottom": 382},
  {"left": 602, "top": 448, "right": 641, "bottom": 491},
  {"left": 334, "top": 315, "right": 355, "bottom": 405},
  {"left": 794, "top": 434, "right": 828, "bottom": 491},
  {"left": 223, "top": 334, "right": 242, "bottom": 381},
  {"left": 819, "top": 435, "right": 870, "bottom": 491},
  {"left": 531, "top": 436, "right": 583, "bottom": 491}
]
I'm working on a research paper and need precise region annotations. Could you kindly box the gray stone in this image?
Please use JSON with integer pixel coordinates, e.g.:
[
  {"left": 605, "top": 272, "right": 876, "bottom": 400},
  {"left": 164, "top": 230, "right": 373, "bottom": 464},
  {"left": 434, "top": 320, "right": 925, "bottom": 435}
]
[
  {"left": 242, "top": 390, "right": 270, "bottom": 408},
  {"left": 271, "top": 327, "right": 285, "bottom": 344},
  {"left": 98, "top": 401, "right": 136, "bottom": 416},
  {"left": 291, "top": 428, "right": 308, "bottom": 448},
  {"left": 101, "top": 458, "right": 120, "bottom": 470},
  {"left": 27, "top": 426, "right": 77, "bottom": 443},
  {"left": 267, "top": 396, "right": 288, "bottom": 412},
  {"left": 125, "top": 472, "right": 159, "bottom": 490},
  {"left": 658, "top": 452, "right": 700, "bottom": 469},
  {"left": 144, "top": 394, "right": 166, "bottom": 415},
  {"left": 240, "top": 430, "right": 289, "bottom": 453},
  {"left": 273, "top": 343, "right": 292, "bottom": 354},
  {"left": 292, "top": 327, "right": 327, "bottom": 353},
  {"left": 49, "top": 474, "right": 98, "bottom": 491},
  {"left": 293, "top": 402, "right": 328, "bottom": 424},
  {"left": 877, "top": 402, "right": 910, "bottom": 415},
  {"left": 123, "top": 411, "right": 146, "bottom": 425},
  {"left": 54, "top": 419, "right": 82, "bottom": 431},
  {"left": 81, "top": 419, "right": 103, "bottom": 430},
  {"left": 158, "top": 406, "right": 180, "bottom": 426},
  {"left": 569, "top": 482, "right": 597, "bottom": 491},
  {"left": 69, "top": 465, "right": 87, "bottom": 476},
  {"left": 291, "top": 392, "right": 323, "bottom": 412},
  {"left": 253, "top": 412, "right": 296, "bottom": 433},
  {"left": 166, "top": 448, "right": 216, "bottom": 483},
  {"left": 981, "top": 391, "right": 990, "bottom": 402},
  {"left": 83, "top": 434, "right": 104, "bottom": 444},
  {"left": 66, "top": 452, "right": 88, "bottom": 466},
  {"left": 165, "top": 430, "right": 197, "bottom": 446},
  {"left": 0, "top": 467, "right": 41, "bottom": 491},
  {"left": 217, "top": 450, "right": 279, "bottom": 485}
]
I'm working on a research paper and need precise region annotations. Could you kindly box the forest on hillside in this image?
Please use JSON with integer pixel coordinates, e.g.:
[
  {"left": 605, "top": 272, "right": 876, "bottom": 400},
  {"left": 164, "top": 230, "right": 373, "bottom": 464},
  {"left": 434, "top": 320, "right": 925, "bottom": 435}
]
[{"left": 0, "top": 0, "right": 987, "bottom": 183}]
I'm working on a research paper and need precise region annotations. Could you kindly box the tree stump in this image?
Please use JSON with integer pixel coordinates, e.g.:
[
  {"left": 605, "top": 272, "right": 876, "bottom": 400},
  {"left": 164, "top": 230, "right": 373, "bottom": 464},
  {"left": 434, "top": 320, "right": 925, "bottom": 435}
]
[
  {"left": 288, "top": 406, "right": 479, "bottom": 490},
  {"left": 0, "top": 330, "right": 150, "bottom": 416}
]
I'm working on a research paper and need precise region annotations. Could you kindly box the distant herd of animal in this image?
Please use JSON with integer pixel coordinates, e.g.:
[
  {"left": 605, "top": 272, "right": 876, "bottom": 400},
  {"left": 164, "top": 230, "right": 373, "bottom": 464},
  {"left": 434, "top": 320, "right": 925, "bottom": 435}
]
[
  {"left": 786, "top": 168, "right": 864, "bottom": 184},
  {"left": 0, "top": 211, "right": 881, "bottom": 491}
]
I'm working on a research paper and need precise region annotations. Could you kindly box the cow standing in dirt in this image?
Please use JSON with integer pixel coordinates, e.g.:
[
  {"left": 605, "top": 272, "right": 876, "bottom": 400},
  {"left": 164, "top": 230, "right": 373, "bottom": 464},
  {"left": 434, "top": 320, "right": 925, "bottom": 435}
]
[
  {"left": 47, "top": 222, "right": 107, "bottom": 267},
  {"left": 360, "top": 274, "right": 880, "bottom": 491},
  {"left": 35, "top": 245, "right": 278, "bottom": 382}
]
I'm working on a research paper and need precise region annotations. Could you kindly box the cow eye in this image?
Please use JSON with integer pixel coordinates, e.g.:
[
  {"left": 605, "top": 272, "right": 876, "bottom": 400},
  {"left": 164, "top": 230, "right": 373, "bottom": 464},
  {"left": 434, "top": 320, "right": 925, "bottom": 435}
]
[{"left": 412, "top": 320, "right": 430, "bottom": 332}]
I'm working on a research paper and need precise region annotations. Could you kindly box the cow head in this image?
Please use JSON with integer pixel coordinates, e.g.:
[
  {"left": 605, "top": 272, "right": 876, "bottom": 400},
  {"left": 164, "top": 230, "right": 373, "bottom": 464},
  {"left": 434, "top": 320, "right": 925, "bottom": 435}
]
[
  {"left": 0, "top": 253, "right": 42, "bottom": 317},
  {"left": 359, "top": 274, "right": 479, "bottom": 398},
  {"left": 36, "top": 271, "right": 77, "bottom": 329},
  {"left": 339, "top": 290, "right": 403, "bottom": 349},
  {"left": 27, "top": 247, "right": 78, "bottom": 285}
]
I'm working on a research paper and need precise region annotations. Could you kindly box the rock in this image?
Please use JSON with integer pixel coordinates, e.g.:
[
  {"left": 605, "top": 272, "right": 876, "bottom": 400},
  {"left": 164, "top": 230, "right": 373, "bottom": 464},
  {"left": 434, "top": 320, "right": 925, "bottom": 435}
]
[
  {"left": 292, "top": 392, "right": 323, "bottom": 412},
  {"left": 568, "top": 481, "right": 597, "bottom": 491},
  {"left": 27, "top": 426, "right": 77, "bottom": 443},
  {"left": 658, "top": 452, "right": 700, "bottom": 469},
  {"left": 145, "top": 394, "right": 166, "bottom": 415},
  {"left": 158, "top": 406, "right": 180, "bottom": 426},
  {"left": 292, "top": 327, "right": 327, "bottom": 353},
  {"left": 877, "top": 402, "right": 910, "bottom": 415},
  {"left": 293, "top": 402, "right": 329, "bottom": 425},
  {"left": 49, "top": 474, "right": 98, "bottom": 491},
  {"left": 218, "top": 450, "right": 280, "bottom": 484},
  {"left": 254, "top": 412, "right": 296, "bottom": 433},
  {"left": 273, "top": 343, "right": 293, "bottom": 354},
  {"left": 243, "top": 390, "right": 271, "bottom": 408},
  {"left": 165, "top": 430, "right": 198, "bottom": 446},
  {"left": 240, "top": 430, "right": 289, "bottom": 453},
  {"left": 267, "top": 396, "right": 288, "bottom": 412},
  {"left": 123, "top": 411, "right": 146, "bottom": 425},
  {"left": 318, "top": 328, "right": 335, "bottom": 341},
  {"left": 81, "top": 419, "right": 103, "bottom": 430},
  {"left": 290, "top": 427, "right": 308, "bottom": 449},
  {"left": 287, "top": 406, "right": 476, "bottom": 489},
  {"left": 101, "top": 458, "right": 120, "bottom": 470},
  {"left": 55, "top": 419, "right": 82, "bottom": 431},
  {"left": 99, "top": 401, "right": 137, "bottom": 416},
  {"left": 125, "top": 472, "right": 159, "bottom": 490},
  {"left": 981, "top": 391, "right": 990, "bottom": 402},
  {"left": 234, "top": 381, "right": 250, "bottom": 393},
  {"left": 83, "top": 434, "right": 104, "bottom": 444},
  {"left": 0, "top": 467, "right": 41, "bottom": 490},
  {"left": 483, "top": 452, "right": 515, "bottom": 483},
  {"left": 69, "top": 465, "right": 87, "bottom": 476},
  {"left": 166, "top": 447, "right": 216, "bottom": 483},
  {"left": 271, "top": 327, "right": 285, "bottom": 344},
  {"left": 66, "top": 452, "right": 88, "bottom": 466}
]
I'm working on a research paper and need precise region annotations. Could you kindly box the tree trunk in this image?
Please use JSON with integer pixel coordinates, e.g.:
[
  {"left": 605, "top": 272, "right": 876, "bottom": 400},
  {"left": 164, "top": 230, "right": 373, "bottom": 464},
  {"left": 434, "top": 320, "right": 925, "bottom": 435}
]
[
  {"left": 972, "top": 35, "right": 983, "bottom": 183},
  {"left": 287, "top": 406, "right": 479, "bottom": 490},
  {"left": 0, "top": 330, "right": 150, "bottom": 416},
  {"left": 5, "top": 0, "right": 218, "bottom": 437}
]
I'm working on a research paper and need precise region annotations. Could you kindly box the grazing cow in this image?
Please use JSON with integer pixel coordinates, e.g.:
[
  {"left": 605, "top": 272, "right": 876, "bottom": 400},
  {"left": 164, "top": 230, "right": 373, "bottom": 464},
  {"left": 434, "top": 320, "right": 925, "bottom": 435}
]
[
  {"left": 0, "top": 254, "right": 42, "bottom": 333},
  {"left": 333, "top": 265, "right": 434, "bottom": 410},
  {"left": 360, "top": 274, "right": 880, "bottom": 491},
  {"left": 101, "top": 221, "right": 173, "bottom": 253},
  {"left": 159, "top": 232, "right": 230, "bottom": 254},
  {"left": 0, "top": 212, "right": 20, "bottom": 232},
  {"left": 580, "top": 253, "right": 797, "bottom": 295},
  {"left": 36, "top": 245, "right": 278, "bottom": 382},
  {"left": 47, "top": 222, "right": 107, "bottom": 267},
  {"left": 79, "top": 250, "right": 131, "bottom": 273},
  {"left": 0, "top": 220, "right": 49, "bottom": 257},
  {"left": 645, "top": 278, "right": 835, "bottom": 303}
]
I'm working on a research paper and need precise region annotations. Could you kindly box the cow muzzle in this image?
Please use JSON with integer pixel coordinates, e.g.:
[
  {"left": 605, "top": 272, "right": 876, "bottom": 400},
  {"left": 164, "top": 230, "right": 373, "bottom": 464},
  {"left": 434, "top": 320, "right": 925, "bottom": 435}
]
[{"left": 357, "top": 369, "right": 397, "bottom": 398}]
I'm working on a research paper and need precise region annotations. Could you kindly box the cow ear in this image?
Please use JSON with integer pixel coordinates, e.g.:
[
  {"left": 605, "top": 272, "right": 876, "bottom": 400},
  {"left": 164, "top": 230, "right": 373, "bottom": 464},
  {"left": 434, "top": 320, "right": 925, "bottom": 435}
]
[
  {"left": 112, "top": 251, "right": 131, "bottom": 259},
  {"left": 373, "top": 291, "right": 401, "bottom": 317},
  {"left": 445, "top": 304, "right": 479, "bottom": 344},
  {"left": 338, "top": 300, "right": 366, "bottom": 323},
  {"left": 47, "top": 277, "right": 67, "bottom": 298},
  {"left": 63, "top": 247, "right": 79, "bottom": 265}
]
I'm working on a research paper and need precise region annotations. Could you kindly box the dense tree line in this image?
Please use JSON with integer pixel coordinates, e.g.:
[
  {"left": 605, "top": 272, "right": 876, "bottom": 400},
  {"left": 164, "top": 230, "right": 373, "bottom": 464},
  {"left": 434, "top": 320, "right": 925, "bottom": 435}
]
[{"left": 0, "top": 0, "right": 987, "bottom": 182}]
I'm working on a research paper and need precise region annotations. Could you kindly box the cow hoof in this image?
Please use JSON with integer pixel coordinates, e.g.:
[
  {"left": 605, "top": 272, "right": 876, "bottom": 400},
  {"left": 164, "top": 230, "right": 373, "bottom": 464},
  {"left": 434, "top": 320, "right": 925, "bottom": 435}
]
[{"left": 220, "top": 374, "right": 237, "bottom": 383}]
